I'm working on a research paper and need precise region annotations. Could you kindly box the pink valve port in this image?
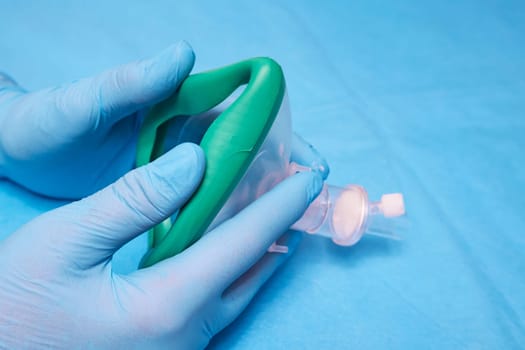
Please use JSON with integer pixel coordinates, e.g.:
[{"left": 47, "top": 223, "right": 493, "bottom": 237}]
[{"left": 378, "top": 193, "right": 406, "bottom": 218}]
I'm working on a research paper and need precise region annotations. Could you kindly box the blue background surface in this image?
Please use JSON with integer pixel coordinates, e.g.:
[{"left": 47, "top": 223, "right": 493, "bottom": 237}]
[{"left": 1, "top": 1, "right": 524, "bottom": 348}]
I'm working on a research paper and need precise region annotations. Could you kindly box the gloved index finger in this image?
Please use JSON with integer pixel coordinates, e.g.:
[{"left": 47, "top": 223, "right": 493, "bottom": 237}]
[{"left": 291, "top": 133, "right": 330, "bottom": 180}]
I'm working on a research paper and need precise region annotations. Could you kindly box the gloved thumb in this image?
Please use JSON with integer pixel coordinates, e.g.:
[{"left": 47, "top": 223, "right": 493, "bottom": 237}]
[
  {"left": 40, "top": 143, "right": 205, "bottom": 268},
  {"left": 48, "top": 41, "right": 195, "bottom": 132}
]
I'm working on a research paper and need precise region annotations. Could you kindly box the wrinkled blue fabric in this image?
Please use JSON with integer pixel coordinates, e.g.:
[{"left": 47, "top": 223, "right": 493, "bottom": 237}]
[{"left": 1, "top": 1, "right": 524, "bottom": 349}]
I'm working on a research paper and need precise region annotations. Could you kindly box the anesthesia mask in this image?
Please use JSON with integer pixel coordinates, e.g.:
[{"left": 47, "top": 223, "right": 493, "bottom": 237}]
[{"left": 136, "top": 58, "right": 405, "bottom": 268}]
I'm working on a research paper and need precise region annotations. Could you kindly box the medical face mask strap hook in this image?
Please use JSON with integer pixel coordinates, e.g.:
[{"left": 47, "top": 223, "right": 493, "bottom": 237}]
[{"left": 136, "top": 58, "right": 286, "bottom": 268}]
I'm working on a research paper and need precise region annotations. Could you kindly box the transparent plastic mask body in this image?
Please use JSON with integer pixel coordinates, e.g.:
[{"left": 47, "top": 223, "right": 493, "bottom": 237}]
[{"left": 163, "top": 89, "right": 405, "bottom": 248}]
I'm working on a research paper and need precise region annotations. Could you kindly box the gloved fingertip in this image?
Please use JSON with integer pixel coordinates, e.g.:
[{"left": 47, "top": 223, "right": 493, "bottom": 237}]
[
  {"left": 291, "top": 133, "right": 330, "bottom": 180},
  {"left": 149, "top": 41, "right": 195, "bottom": 91},
  {"left": 312, "top": 159, "right": 330, "bottom": 180},
  {"left": 304, "top": 143, "right": 330, "bottom": 180},
  {"left": 294, "top": 171, "right": 324, "bottom": 204},
  {"left": 173, "top": 40, "right": 196, "bottom": 79},
  {"left": 152, "top": 143, "right": 205, "bottom": 178}
]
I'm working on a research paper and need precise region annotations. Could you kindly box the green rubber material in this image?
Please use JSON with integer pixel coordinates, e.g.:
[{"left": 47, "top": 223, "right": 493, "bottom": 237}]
[{"left": 137, "top": 57, "right": 285, "bottom": 268}]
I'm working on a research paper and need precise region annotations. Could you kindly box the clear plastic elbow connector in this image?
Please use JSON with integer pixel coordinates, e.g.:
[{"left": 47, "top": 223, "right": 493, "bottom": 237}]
[{"left": 168, "top": 89, "right": 406, "bottom": 250}]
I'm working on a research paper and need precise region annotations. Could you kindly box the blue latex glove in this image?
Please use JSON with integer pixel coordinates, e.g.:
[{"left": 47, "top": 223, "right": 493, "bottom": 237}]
[
  {"left": 0, "top": 41, "right": 195, "bottom": 199},
  {"left": 0, "top": 139, "right": 327, "bottom": 348}
]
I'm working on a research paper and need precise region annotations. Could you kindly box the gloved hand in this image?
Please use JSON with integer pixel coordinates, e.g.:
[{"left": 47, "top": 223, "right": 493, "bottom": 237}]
[
  {"left": 0, "top": 41, "right": 195, "bottom": 199},
  {"left": 0, "top": 139, "right": 328, "bottom": 349}
]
